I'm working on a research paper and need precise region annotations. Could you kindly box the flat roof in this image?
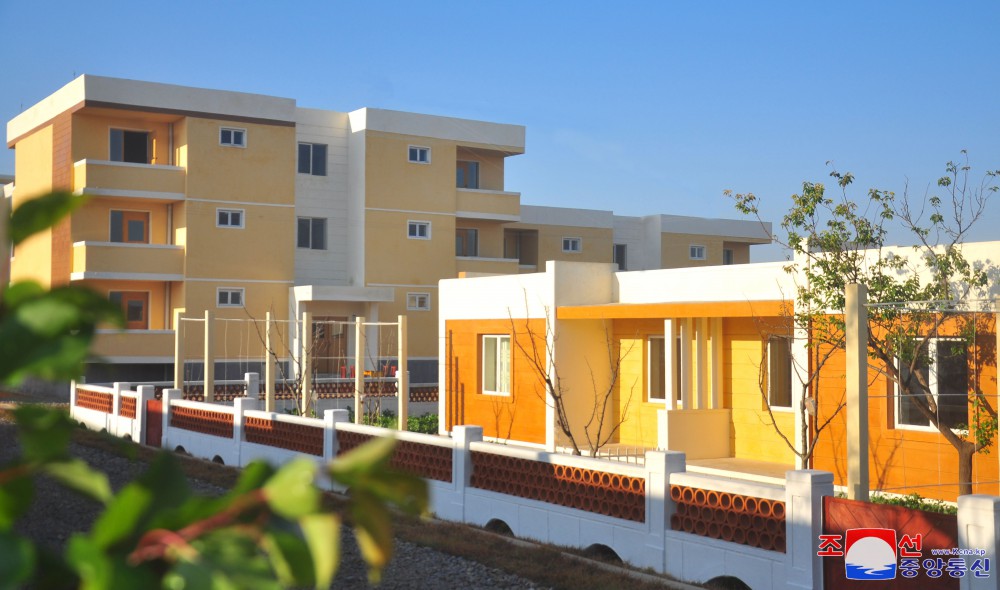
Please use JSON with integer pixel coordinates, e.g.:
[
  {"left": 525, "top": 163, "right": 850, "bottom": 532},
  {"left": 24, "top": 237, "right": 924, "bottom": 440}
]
[{"left": 556, "top": 299, "right": 790, "bottom": 319}]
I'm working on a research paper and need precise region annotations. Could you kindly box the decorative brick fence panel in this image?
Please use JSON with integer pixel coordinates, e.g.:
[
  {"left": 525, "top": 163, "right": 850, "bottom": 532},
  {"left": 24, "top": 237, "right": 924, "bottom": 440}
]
[
  {"left": 245, "top": 417, "right": 324, "bottom": 457},
  {"left": 170, "top": 406, "right": 234, "bottom": 439},
  {"left": 822, "top": 496, "right": 959, "bottom": 590},
  {"left": 75, "top": 388, "right": 113, "bottom": 414},
  {"left": 118, "top": 396, "right": 137, "bottom": 419},
  {"left": 336, "top": 431, "right": 453, "bottom": 482},
  {"left": 408, "top": 386, "right": 438, "bottom": 402},
  {"left": 470, "top": 451, "right": 646, "bottom": 522},
  {"left": 670, "top": 485, "right": 786, "bottom": 552}
]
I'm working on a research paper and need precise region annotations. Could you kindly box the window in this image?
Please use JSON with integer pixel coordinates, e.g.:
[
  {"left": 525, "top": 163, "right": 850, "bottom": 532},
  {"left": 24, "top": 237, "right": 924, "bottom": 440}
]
[
  {"left": 217, "top": 288, "right": 245, "bottom": 307},
  {"left": 408, "top": 146, "right": 430, "bottom": 164},
  {"left": 456, "top": 160, "right": 480, "bottom": 189},
  {"left": 109, "top": 210, "right": 150, "bottom": 243},
  {"left": 562, "top": 237, "right": 582, "bottom": 253},
  {"left": 297, "top": 142, "right": 327, "bottom": 176},
  {"left": 613, "top": 244, "right": 628, "bottom": 271},
  {"left": 297, "top": 217, "right": 327, "bottom": 250},
  {"left": 408, "top": 221, "right": 431, "bottom": 239},
  {"left": 406, "top": 293, "right": 431, "bottom": 311},
  {"left": 455, "top": 228, "right": 479, "bottom": 257},
  {"left": 220, "top": 127, "right": 246, "bottom": 147},
  {"left": 109, "top": 292, "right": 149, "bottom": 330},
  {"left": 897, "top": 339, "right": 969, "bottom": 429},
  {"left": 109, "top": 129, "right": 150, "bottom": 164},
  {"left": 689, "top": 245, "right": 706, "bottom": 260},
  {"left": 723, "top": 248, "right": 734, "bottom": 265},
  {"left": 217, "top": 208, "right": 244, "bottom": 228},
  {"left": 648, "top": 336, "right": 683, "bottom": 403},
  {"left": 482, "top": 335, "right": 511, "bottom": 395},
  {"left": 768, "top": 336, "right": 793, "bottom": 408}
]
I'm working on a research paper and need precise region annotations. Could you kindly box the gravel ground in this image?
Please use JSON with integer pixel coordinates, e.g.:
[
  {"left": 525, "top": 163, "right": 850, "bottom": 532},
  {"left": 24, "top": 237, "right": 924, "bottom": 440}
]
[{"left": 0, "top": 406, "right": 547, "bottom": 589}]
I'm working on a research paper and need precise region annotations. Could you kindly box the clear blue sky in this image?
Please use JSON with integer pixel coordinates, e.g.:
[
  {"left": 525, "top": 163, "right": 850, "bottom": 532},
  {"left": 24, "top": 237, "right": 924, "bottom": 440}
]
[{"left": 3, "top": 1, "right": 999, "bottom": 260}]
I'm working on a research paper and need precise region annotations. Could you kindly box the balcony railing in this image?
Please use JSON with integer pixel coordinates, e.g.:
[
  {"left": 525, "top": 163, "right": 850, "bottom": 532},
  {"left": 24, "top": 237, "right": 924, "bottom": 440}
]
[
  {"left": 456, "top": 256, "right": 521, "bottom": 275},
  {"left": 73, "top": 159, "right": 185, "bottom": 201},
  {"left": 71, "top": 241, "right": 184, "bottom": 281},
  {"left": 455, "top": 188, "right": 520, "bottom": 221},
  {"left": 92, "top": 329, "right": 175, "bottom": 360}
]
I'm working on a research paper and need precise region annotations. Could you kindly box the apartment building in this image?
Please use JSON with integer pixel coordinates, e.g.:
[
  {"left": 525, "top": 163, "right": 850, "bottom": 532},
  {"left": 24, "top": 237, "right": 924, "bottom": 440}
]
[{"left": 5, "top": 75, "right": 771, "bottom": 383}]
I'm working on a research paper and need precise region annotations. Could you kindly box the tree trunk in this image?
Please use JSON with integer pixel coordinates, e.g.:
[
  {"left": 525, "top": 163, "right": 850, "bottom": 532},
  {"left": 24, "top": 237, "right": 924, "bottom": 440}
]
[{"left": 957, "top": 441, "right": 975, "bottom": 497}]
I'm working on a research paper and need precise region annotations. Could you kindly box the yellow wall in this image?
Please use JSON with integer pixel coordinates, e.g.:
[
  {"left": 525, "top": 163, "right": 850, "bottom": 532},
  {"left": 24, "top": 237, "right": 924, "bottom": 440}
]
[
  {"left": 615, "top": 319, "right": 668, "bottom": 448},
  {"left": 178, "top": 281, "right": 290, "bottom": 358},
  {"left": 71, "top": 113, "right": 173, "bottom": 164},
  {"left": 506, "top": 223, "right": 613, "bottom": 267},
  {"left": 365, "top": 132, "right": 456, "bottom": 213},
  {"left": 72, "top": 199, "right": 170, "bottom": 243},
  {"left": 725, "top": 317, "right": 796, "bottom": 464},
  {"left": 662, "top": 233, "right": 740, "bottom": 268},
  {"left": 183, "top": 199, "right": 294, "bottom": 281},
  {"left": 11, "top": 126, "right": 55, "bottom": 286},
  {"left": 456, "top": 147, "right": 505, "bottom": 191},
  {"left": 364, "top": 209, "right": 456, "bottom": 285}
]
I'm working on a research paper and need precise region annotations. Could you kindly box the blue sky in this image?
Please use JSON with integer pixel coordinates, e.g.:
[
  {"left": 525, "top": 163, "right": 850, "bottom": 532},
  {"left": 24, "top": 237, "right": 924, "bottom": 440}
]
[{"left": 3, "top": 1, "right": 999, "bottom": 260}]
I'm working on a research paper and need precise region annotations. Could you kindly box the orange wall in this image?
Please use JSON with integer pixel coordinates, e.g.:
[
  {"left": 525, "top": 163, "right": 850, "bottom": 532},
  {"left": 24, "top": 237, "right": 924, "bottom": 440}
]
[
  {"left": 813, "top": 318, "right": 999, "bottom": 502},
  {"left": 444, "top": 318, "right": 547, "bottom": 444}
]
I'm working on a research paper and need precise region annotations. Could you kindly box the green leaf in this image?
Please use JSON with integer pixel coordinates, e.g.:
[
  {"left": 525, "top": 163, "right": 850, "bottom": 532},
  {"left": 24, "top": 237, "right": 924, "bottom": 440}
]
[
  {"left": 0, "top": 530, "right": 35, "bottom": 590},
  {"left": 12, "top": 405, "right": 74, "bottom": 463},
  {"left": 0, "top": 469, "right": 33, "bottom": 530},
  {"left": 328, "top": 436, "right": 396, "bottom": 481},
  {"left": 43, "top": 458, "right": 112, "bottom": 505},
  {"left": 350, "top": 493, "right": 393, "bottom": 584},
  {"left": 300, "top": 513, "right": 340, "bottom": 588},
  {"left": 9, "top": 191, "right": 84, "bottom": 246},
  {"left": 262, "top": 530, "right": 313, "bottom": 587},
  {"left": 89, "top": 484, "right": 153, "bottom": 551},
  {"left": 262, "top": 458, "right": 319, "bottom": 519}
]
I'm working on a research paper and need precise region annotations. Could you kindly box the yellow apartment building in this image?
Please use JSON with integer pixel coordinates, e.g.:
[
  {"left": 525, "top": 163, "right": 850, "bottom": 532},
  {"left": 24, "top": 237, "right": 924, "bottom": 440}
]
[{"left": 5, "top": 75, "right": 771, "bottom": 385}]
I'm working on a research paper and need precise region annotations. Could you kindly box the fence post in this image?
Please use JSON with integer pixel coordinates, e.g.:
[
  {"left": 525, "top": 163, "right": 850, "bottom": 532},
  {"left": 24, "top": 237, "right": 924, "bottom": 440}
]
[
  {"left": 451, "top": 425, "right": 483, "bottom": 522},
  {"left": 112, "top": 382, "right": 129, "bottom": 434},
  {"left": 324, "top": 409, "right": 349, "bottom": 462},
  {"left": 173, "top": 309, "right": 184, "bottom": 390},
  {"left": 301, "top": 310, "right": 313, "bottom": 416},
  {"left": 784, "top": 469, "right": 834, "bottom": 590},
  {"left": 958, "top": 495, "right": 999, "bottom": 590},
  {"left": 845, "top": 283, "right": 869, "bottom": 501},
  {"left": 135, "top": 385, "right": 155, "bottom": 443},
  {"left": 233, "top": 396, "right": 257, "bottom": 466},
  {"left": 645, "top": 450, "right": 685, "bottom": 572},
  {"left": 162, "top": 388, "right": 181, "bottom": 451},
  {"left": 397, "top": 314, "right": 408, "bottom": 431},
  {"left": 354, "top": 316, "right": 366, "bottom": 423},
  {"left": 245, "top": 372, "right": 260, "bottom": 401},
  {"left": 204, "top": 310, "right": 215, "bottom": 403},
  {"left": 265, "top": 312, "right": 276, "bottom": 413}
]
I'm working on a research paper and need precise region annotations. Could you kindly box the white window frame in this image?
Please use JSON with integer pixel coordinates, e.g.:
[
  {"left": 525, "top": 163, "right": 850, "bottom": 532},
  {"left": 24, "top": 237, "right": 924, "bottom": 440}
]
[
  {"left": 408, "top": 145, "right": 431, "bottom": 164},
  {"left": 482, "top": 334, "right": 511, "bottom": 396},
  {"left": 689, "top": 245, "right": 706, "bottom": 260},
  {"left": 216, "top": 208, "right": 245, "bottom": 229},
  {"left": 217, "top": 287, "right": 245, "bottom": 308},
  {"left": 562, "top": 237, "right": 582, "bottom": 253},
  {"left": 767, "top": 335, "right": 794, "bottom": 410},
  {"left": 407, "top": 220, "right": 431, "bottom": 240},
  {"left": 220, "top": 127, "right": 247, "bottom": 148},
  {"left": 894, "top": 338, "right": 968, "bottom": 432},
  {"left": 406, "top": 292, "right": 431, "bottom": 311},
  {"left": 648, "top": 335, "right": 683, "bottom": 405}
]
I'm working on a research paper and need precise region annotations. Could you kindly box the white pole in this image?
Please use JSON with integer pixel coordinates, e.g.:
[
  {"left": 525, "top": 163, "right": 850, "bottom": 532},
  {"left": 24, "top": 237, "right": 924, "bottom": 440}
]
[
  {"left": 204, "top": 310, "right": 214, "bottom": 403},
  {"left": 845, "top": 283, "right": 869, "bottom": 501},
  {"left": 397, "top": 314, "right": 409, "bottom": 431},
  {"left": 355, "top": 316, "right": 366, "bottom": 423}
]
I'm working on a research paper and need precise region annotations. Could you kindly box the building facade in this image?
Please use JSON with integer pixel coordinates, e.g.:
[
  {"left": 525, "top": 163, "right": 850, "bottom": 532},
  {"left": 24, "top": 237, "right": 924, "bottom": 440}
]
[{"left": 6, "top": 75, "right": 771, "bottom": 383}]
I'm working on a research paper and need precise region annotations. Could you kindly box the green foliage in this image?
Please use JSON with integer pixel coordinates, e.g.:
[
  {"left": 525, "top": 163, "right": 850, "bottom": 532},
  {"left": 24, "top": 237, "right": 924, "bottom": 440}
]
[
  {"left": 353, "top": 408, "right": 439, "bottom": 434},
  {"left": 0, "top": 191, "right": 429, "bottom": 587},
  {"left": 870, "top": 492, "right": 957, "bottom": 515}
]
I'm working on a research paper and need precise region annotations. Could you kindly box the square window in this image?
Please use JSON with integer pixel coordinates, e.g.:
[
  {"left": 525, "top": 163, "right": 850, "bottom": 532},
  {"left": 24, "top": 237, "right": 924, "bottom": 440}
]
[
  {"left": 408, "top": 146, "right": 430, "bottom": 164},
  {"left": 217, "top": 288, "right": 245, "bottom": 307},
  {"left": 109, "top": 129, "right": 151, "bottom": 163},
  {"left": 297, "top": 217, "right": 327, "bottom": 250},
  {"left": 456, "top": 160, "right": 480, "bottom": 189},
  {"left": 109, "top": 291, "right": 148, "bottom": 330},
  {"left": 109, "top": 210, "right": 150, "bottom": 243},
  {"left": 768, "top": 335, "right": 793, "bottom": 408},
  {"left": 689, "top": 245, "right": 706, "bottom": 260},
  {"left": 482, "top": 335, "right": 511, "bottom": 395},
  {"left": 562, "top": 237, "right": 582, "bottom": 253},
  {"left": 408, "top": 221, "right": 431, "bottom": 239},
  {"left": 220, "top": 127, "right": 246, "bottom": 147},
  {"left": 406, "top": 292, "right": 431, "bottom": 311},
  {"left": 297, "top": 142, "right": 327, "bottom": 176},
  {"left": 217, "top": 208, "right": 245, "bottom": 228}
]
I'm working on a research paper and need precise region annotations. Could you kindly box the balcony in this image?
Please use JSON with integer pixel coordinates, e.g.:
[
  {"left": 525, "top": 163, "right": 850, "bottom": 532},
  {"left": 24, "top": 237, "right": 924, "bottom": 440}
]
[
  {"left": 92, "top": 329, "right": 175, "bottom": 361},
  {"left": 71, "top": 242, "right": 184, "bottom": 281},
  {"left": 455, "top": 188, "right": 520, "bottom": 222},
  {"left": 456, "top": 256, "right": 521, "bottom": 276},
  {"left": 73, "top": 159, "right": 185, "bottom": 202}
]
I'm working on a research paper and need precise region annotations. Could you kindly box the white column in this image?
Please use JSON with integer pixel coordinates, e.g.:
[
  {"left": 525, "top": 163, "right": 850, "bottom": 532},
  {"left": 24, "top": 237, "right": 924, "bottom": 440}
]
[
  {"left": 173, "top": 309, "right": 184, "bottom": 389},
  {"left": 112, "top": 382, "right": 130, "bottom": 436},
  {"left": 958, "top": 495, "right": 1000, "bottom": 590},
  {"left": 845, "top": 283, "right": 869, "bottom": 500},
  {"left": 785, "top": 470, "right": 834, "bottom": 590},
  {"left": 265, "top": 312, "right": 276, "bottom": 413},
  {"left": 136, "top": 385, "right": 155, "bottom": 444},
  {"left": 664, "top": 319, "right": 676, "bottom": 410},
  {"left": 679, "top": 319, "right": 692, "bottom": 410},
  {"left": 161, "top": 388, "right": 181, "bottom": 451},
  {"left": 301, "top": 311, "right": 313, "bottom": 416},
  {"left": 324, "top": 408, "right": 349, "bottom": 462},
  {"left": 646, "top": 450, "right": 686, "bottom": 572},
  {"left": 354, "top": 316, "right": 366, "bottom": 423},
  {"left": 397, "top": 314, "right": 409, "bottom": 430},
  {"left": 244, "top": 372, "right": 260, "bottom": 401},
  {"left": 695, "top": 318, "right": 707, "bottom": 409},
  {"left": 711, "top": 318, "right": 722, "bottom": 409},
  {"left": 204, "top": 310, "right": 215, "bottom": 403}
]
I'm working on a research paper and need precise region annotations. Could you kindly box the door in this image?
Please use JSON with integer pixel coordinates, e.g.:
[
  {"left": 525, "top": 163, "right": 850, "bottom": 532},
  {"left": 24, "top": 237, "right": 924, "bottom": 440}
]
[
  {"left": 110, "top": 291, "right": 149, "bottom": 330},
  {"left": 144, "top": 399, "right": 162, "bottom": 447},
  {"left": 110, "top": 210, "right": 150, "bottom": 243}
]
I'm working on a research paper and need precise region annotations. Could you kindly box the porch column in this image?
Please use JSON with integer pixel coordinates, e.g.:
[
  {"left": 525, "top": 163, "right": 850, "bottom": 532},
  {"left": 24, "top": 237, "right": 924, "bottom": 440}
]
[
  {"left": 710, "top": 318, "right": 722, "bottom": 409},
  {"left": 301, "top": 311, "right": 312, "bottom": 416},
  {"left": 845, "top": 283, "right": 869, "bottom": 501},
  {"left": 397, "top": 314, "right": 409, "bottom": 431},
  {"left": 265, "top": 312, "right": 276, "bottom": 413},
  {"left": 679, "top": 319, "right": 692, "bottom": 409},
  {"left": 173, "top": 309, "right": 184, "bottom": 389},
  {"left": 203, "top": 310, "right": 214, "bottom": 403},
  {"left": 354, "top": 316, "right": 366, "bottom": 423},
  {"left": 664, "top": 319, "right": 676, "bottom": 410},
  {"left": 695, "top": 318, "right": 707, "bottom": 409}
]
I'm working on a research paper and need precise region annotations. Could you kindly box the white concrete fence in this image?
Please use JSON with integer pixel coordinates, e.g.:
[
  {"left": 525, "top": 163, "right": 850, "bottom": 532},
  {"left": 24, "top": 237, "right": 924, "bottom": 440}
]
[{"left": 69, "top": 381, "right": 999, "bottom": 590}]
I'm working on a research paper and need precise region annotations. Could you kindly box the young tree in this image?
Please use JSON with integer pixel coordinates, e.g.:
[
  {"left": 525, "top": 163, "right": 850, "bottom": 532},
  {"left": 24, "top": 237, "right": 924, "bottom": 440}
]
[
  {"left": 509, "top": 307, "right": 637, "bottom": 457},
  {"left": 728, "top": 153, "right": 999, "bottom": 496}
]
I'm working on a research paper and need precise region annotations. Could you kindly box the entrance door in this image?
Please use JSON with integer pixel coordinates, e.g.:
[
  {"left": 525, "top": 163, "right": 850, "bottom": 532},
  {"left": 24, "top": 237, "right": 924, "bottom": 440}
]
[{"left": 313, "top": 317, "right": 348, "bottom": 376}]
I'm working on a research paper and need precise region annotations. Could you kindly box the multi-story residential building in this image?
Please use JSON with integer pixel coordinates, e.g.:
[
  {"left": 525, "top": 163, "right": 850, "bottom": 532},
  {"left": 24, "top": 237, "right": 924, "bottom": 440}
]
[{"left": 5, "top": 75, "right": 771, "bottom": 384}]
